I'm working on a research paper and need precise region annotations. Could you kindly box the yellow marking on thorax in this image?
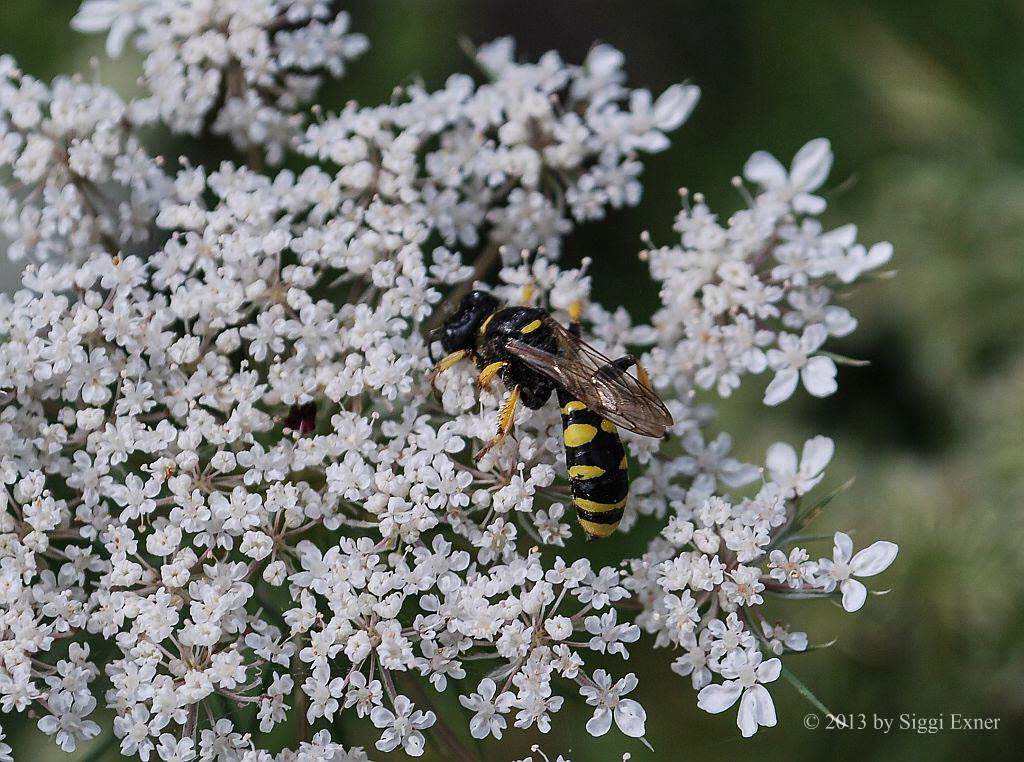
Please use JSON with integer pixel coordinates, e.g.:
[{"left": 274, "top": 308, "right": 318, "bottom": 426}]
[
  {"left": 563, "top": 423, "right": 597, "bottom": 447},
  {"left": 568, "top": 465, "right": 606, "bottom": 480},
  {"left": 560, "top": 400, "right": 587, "bottom": 415},
  {"left": 619, "top": 455, "right": 628, "bottom": 470},
  {"left": 578, "top": 519, "right": 619, "bottom": 538},
  {"left": 520, "top": 318, "right": 543, "bottom": 334},
  {"left": 574, "top": 496, "right": 627, "bottom": 513},
  {"left": 478, "top": 311, "right": 497, "bottom": 335},
  {"left": 600, "top": 420, "right": 617, "bottom": 434}
]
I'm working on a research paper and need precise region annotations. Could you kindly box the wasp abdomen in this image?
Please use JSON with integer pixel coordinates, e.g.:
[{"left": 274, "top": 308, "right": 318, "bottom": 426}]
[{"left": 557, "top": 389, "right": 628, "bottom": 539}]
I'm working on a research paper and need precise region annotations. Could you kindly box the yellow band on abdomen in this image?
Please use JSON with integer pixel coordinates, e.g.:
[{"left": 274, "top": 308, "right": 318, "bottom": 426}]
[
  {"left": 563, "top": 423, "right": 597, "bottom": 447},
  {"left": 578, "top": 519, "right": 619, "bottom": 538},
  {"left": 568, "top": 465, "right": 606, "bottom": 480},
  {"left": 574, "top": 496, "right": 627, "bottom": 513}
]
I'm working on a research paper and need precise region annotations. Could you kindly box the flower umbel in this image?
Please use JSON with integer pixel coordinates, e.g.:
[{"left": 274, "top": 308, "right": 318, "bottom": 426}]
[{"left": 0, "top": 2, "right": 898, "bottom": 756}]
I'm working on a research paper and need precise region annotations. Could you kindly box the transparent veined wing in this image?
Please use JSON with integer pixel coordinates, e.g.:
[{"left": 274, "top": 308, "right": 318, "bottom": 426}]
[{"left": 506, "top": 317, "right": 673, "bottom": 438}]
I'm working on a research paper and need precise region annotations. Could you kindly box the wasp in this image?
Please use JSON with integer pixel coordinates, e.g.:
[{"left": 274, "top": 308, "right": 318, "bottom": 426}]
[{"left": 431, "top": 290, "right": 673, "bottom": 539}]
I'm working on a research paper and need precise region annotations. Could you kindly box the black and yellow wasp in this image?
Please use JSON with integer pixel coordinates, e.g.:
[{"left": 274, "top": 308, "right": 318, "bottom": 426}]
[{"left": 431, "top": 290, "right": 673, "bottom": 539}]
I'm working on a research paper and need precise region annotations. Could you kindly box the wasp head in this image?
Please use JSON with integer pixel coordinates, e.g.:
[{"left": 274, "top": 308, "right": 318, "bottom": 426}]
[{"left": 439, "top": 290, "right": 500, "bottom": 353}]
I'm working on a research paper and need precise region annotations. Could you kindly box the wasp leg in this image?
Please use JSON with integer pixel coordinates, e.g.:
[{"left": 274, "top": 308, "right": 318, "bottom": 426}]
[
  {"left": 476, "top": 385, "right": 520, "bottom": 460},
  {"left": 430, "top": 350, "right": 468, "bottom": 387},
  {"left": 520, "top": 281, "right": 536, "bottom": 305},
  {"left": 477, "top": 361, "right": 507, "bottom": 390},
  {"left": 634, "top": 361, "right": 653, "bottom": 391},
  {"left": 568, "top": 299, "right": 583, "bottom": 324}
]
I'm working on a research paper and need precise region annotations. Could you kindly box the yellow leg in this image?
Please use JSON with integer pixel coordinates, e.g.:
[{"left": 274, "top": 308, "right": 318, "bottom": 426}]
[
  {"left": 521, "top": 281, "right": 536, "bottom": 305},
  {"left": 635, "top": 361, "right": 653, "bottom": 391},
  {"left": 476, "top": 386, "right": 520, "bottom": 460},
  {"left": 477, "top": 361, "right": 507, "bottom": 390},
  {"left": 568, "top": 299, "right": 583, "bottom": 323},
  {"left": 430, "top": 350, "right": 468, "bottom": 387}
]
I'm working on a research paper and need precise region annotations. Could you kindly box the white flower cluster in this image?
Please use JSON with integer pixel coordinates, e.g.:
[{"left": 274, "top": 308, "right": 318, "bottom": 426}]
[
  {"left": 297, "top": 37, "right": 698, "bottom": 260},
  {"left": 0, "top": 56, "right": 170, "bottom": 262},
  {"left": 641, "top": 138, "right": 893, "bottom": 405},
  {"left": 72, "top": 0, "right": 369, "bottom": 164},
  {"left": 0, "top": 3, "right": 898, "bottom": 759}
]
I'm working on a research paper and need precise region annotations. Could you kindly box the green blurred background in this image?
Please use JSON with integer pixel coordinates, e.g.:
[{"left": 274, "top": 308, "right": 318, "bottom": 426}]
[{"left": 2, "top": 1, "right": 1023, "bottom": 759}]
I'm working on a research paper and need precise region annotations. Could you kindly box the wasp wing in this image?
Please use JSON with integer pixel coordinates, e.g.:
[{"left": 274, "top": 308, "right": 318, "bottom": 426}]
[{"left": 506, "top": 318, "right": 673, "bottom": 438}]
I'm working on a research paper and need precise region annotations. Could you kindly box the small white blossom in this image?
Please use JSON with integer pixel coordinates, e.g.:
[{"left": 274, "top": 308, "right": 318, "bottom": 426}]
[{"left": 817, "top": 532, "right": 898, "bottom": 611}]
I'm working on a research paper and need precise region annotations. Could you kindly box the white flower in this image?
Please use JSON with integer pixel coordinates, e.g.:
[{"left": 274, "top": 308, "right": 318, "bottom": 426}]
[
  {"left": 584, "top": 609, "right": 641, "bottom": 658},
  {"left": 697, "top": 649, "right": 781, "bottom": 737},
  {"left": 370, "top": 696, "right": 435, "bottom": 756},
  {"left": 70, "top": 0, "right": 148, "bottom": 57},
  {"left": 817, "top": 532, "right": 898, "bottom": 611},
  {"left": 765, "top": 435, "right": 834, "bottom": 497},
  {"left": 0, "top": 8, "right": 895, "bottom": 752},
  {"left": 743, "top": 138, "right": 832, "bottom": 214},
  {"left": 544, "top": 615, "right": 574, "bottom": 641},
  {"left": 834, "top": 241, "right": 893, "bottom": 283},
  {"left": 155, "top": 734, "right": 196, "bottom": 762},
  {"left": 579, "top": 671, "right": 646, "bottom": 738},
  {"left": 764, "top": 325, "right": 838, "bottom": 405},
  {"left": 0, "top": 728, "right": 12, "bottom": 762},
  {"left": 459, "top": 678, "right": 515, "bottom": 739}
]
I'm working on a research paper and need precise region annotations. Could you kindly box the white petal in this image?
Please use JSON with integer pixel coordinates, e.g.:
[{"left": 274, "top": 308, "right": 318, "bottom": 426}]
[
  {"left": 764, "top": 368, "right": 799, "bottom": 406},
  {"left": 865, "top": 241, "right": 893, "bottom": 269},
  {"left": 697, "top": 681, "right": 743, "bottom": 714},
  {"left": 765, "top": 441, "right": 798, "bottom": 480},
  {"left": 756, "top": 657, "right": 782, "bottom": 684},
  {"left": 404, "top": 734, "right": 425, "bottom": 757},
  {"left": 825, "top": 306, "right": 857, "bottom": 337},
  {"left": 586, "top": 708, "right": 613, "bottom": 737},
  {"left": 802, "top": 356, "right": 837, "bottom": 397},
  {"left": 789, "top": 138, "right": 832, "bottom": 192},
  {"left": 824, "top": 222, "right": 858, "bottom": 247},
  {"left": 469, "top": 715, "right": 488, "bottom": 739},
  {"left": 370, "top": 707, "right": 394, "bottom": 728},
  {"left": 722, "top": 462, "right": 761, "bottom": 489},
  {"left": 736, "top": 688, "right": 759, "bottom": 737},
  {"left": 614, "top": 699, "right": 647, "bottom": 738},
  {"left": 792, "top": 192, "right": 827, "bottom": 215},
  {"left": 850, "top": 541, "right": 898, "bottom": 577},
  {"left": 833, "top": 532, "right": 854, "bottom": 563},
  {"left": 106, "top": 17, "right": 134, "bottom": 58},
  {"left": 841, "top": 578, "right": 867, "bottom": 612},
  {"left": 801, "top": 323, "right": 829, "bottom": 352},
  {"left": 653, "top": 84, "right": 700, "bottom": 131},
  {"left": 749, "top": 684, "right": 778, "bottom": 728},
  {"left": 786, "top": 631, "right": 809, "bottom": 651},
  {"left": 743, "top": 151, "right": 787, "bottom": 188},
  {"left": 585, "top": 44, "right": 624, "bottom": 76},
  {"left": 70, "top": 1, "right": 118, "bottom": 31},
  {"left": 799, "top": 435, "right": 834, "bottom": 477},
  {"left": 633, "top": 130, "right": 671, "bottom": 153}
]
